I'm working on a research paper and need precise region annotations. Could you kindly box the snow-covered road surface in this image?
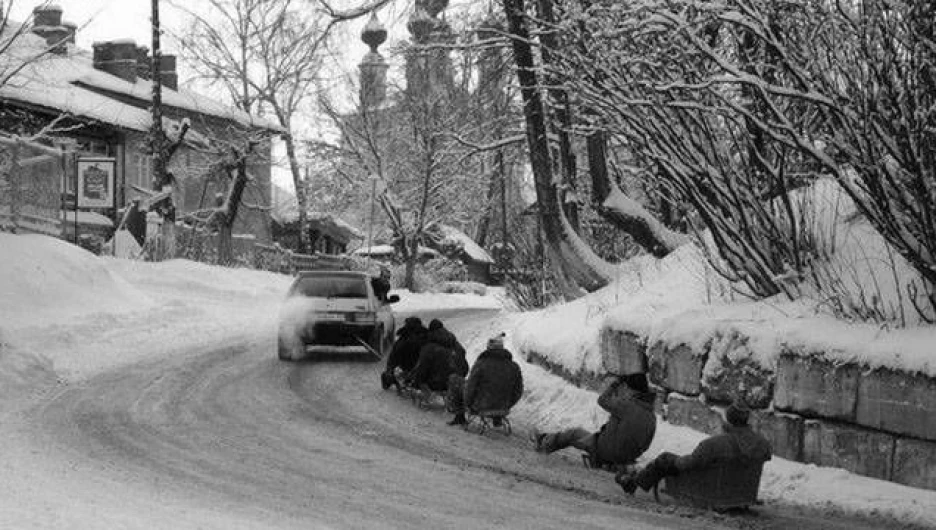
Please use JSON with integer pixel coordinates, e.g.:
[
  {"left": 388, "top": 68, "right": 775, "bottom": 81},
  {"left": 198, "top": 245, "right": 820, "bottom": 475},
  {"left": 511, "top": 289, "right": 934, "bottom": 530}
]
[
  {"left": 0, "top": 308, "right": 916, "bottom": 529},
  {"left": 2, "top": 310, "right": 700, "bottom": 529}
]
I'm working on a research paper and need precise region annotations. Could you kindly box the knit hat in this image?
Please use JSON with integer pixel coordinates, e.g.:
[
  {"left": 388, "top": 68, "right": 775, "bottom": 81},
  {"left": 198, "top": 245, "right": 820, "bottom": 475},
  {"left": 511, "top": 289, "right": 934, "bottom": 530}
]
[
  {"left": 404, "top": 316, "right": 423, "bottom": 328},
  {"left": 725, "top": 401, "right": 751, "bottom": 426},
  {"left": 428, "top": 318, "right": 443, "bottom": 331},
  {"left": 621, "top": 373, "right": 649, "bottom": 394},
  {"left": 487, "top": 333, "right": 505, "bottom": 349}
]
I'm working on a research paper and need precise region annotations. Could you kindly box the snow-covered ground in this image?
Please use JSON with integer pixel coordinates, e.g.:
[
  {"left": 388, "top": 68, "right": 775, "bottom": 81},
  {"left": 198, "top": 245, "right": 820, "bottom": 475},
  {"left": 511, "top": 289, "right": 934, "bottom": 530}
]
[{"left": 1, "top": 233, "right": 935, "bottom": 528}]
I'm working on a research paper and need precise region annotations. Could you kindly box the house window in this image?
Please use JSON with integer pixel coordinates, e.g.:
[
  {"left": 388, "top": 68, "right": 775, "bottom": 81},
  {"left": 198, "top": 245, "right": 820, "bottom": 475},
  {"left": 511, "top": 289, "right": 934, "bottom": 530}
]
[{"left": 133, "top": 154, "right": 152, "bottom": 191}]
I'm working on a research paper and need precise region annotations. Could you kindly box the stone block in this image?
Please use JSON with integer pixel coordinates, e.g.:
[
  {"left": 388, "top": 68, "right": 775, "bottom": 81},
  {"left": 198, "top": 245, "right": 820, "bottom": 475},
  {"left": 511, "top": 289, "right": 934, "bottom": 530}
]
[
  {"left": 774, "top": 352, "right": 860, "bottom": 421},
  {"left": 648, "top": 341, "right": 706, "bottom": 396},
  {"left": 666, "top": 394, "right": 723, "bottom": 436},
  {"left": 892, "top": 438, "right": 936, "bottom": 491},
  {"left": 600, "top": 328, "right": 647, "bottom": 375},
  {"left": 702, "top": 335, "right": 774, "bottom": 409},
  {"left": 803, "top": 419, "right": 894, "bottom": 481},
  {"left": 750, "top": 410, "right": 804, "bottom": 462},
  {"left": 855, "top": 368, "right": 936, "bottom": 441}
]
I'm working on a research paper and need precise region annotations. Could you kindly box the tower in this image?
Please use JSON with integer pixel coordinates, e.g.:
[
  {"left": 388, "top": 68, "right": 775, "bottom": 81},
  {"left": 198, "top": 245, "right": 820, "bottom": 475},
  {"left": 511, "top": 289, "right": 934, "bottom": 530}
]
[{"left": 359, "top": 13, "right": 389, "bottom": 110}]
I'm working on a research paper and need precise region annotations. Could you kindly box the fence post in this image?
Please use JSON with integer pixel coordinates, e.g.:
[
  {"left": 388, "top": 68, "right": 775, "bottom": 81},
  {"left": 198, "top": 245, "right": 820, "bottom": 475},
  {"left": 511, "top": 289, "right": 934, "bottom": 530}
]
[{"left": 9, "top": 140, "right": 21, "bottom": 233}]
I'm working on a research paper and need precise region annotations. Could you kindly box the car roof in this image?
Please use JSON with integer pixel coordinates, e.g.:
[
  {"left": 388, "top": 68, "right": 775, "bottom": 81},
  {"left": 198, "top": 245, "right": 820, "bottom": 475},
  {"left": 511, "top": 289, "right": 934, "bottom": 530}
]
[{"left": 293, "top": 270, "right": 369, "bottom": 279}]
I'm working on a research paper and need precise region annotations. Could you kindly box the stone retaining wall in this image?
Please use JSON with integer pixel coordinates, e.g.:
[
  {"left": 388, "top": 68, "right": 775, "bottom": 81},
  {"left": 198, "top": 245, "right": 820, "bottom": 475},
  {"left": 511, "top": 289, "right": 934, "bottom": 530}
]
[{"left": 590, "top": 327, "right": 936, "bottom": 491}]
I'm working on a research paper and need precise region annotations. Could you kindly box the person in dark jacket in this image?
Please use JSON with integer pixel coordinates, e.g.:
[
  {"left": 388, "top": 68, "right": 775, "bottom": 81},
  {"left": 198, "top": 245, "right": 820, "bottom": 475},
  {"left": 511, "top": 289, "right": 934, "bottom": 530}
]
[
  {"left": 447, "top": 333, "right": 523, "bottom": 426},
  {"left": 616, "top": 401, "right": 772, "bottom": 495},
  {"left": 532, "top": 373, "right": 657, "bottom": 469},
  {"left": 427, "top": 318, "right": 468, "bottom": 377},
  {"left": 370, "top": 266, "right": 392, "bottom": 303},
  {"left": 381, "top": 317, "right": 427, "bottom": 391},
  {"left": 407, "top": 324, "right": 459, "bottom": 394}
]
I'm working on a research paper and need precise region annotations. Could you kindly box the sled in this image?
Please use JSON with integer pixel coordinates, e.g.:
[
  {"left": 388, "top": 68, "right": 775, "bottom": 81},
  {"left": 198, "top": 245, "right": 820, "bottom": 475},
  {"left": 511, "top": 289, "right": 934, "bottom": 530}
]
[
  {"left": 464, "top": 409, "right": 512, "bottom": 436},
  {"left": 661, "top": 460, "right": 764, "bottom": 511}
]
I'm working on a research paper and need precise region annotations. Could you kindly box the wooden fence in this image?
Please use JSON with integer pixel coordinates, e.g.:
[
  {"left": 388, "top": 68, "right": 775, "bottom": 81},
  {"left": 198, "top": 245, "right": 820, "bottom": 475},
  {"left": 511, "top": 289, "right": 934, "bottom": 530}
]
[
  {"left": 254, "top": 243, "right": 363, "bottom": 275},
  {"left": 0, "top": 136, "right": 69, "bottom": 237}
]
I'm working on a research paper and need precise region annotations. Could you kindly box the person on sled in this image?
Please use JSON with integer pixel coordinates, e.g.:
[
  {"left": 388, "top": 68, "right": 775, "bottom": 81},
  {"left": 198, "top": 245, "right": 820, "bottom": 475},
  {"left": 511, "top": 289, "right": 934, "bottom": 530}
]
[
  {"left": 446, "top": 333, "right": 523, "bottom": 427},
  {"left": 380, "top": 317, "right": 427, "bottom": 391},
  {"left": 532, "top": 372, "right": 656, "bottom": 471},
  {"left": 616, "top": 401, "right": 771, "bottom": 495}
]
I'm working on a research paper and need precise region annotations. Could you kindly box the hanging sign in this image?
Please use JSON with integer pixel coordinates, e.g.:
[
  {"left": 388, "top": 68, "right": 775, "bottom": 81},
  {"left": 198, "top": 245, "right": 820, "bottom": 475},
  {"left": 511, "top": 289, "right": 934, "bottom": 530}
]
[{"left": 76, "top": 157, "right": 116, "bottom": 208}]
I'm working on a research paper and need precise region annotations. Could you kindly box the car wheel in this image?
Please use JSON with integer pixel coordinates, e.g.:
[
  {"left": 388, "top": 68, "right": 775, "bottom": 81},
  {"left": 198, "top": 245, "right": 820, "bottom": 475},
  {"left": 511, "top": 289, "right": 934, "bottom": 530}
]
[
  {"left": 368, "top": 325, "right": 387, "bottom": 361},
  {"left": 277, "top": 336, "right": 300, "bottom": 362}
]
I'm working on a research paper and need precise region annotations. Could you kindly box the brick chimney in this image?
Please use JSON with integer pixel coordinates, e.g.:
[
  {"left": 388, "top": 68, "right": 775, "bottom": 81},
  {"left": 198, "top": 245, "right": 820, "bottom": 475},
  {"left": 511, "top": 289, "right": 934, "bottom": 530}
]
[
  {"left": 135, "top": 45, "right": 151, "bottom": 80},
  {"left": 93, "top": 39, "right": 139, "bottom": 83},
  {"left": 159, "top": 54, "right": 178, "bottom": 91},
  {"left": 63, "top": 21, "right": 77, "bottom": 44},
  {"left": 31, "top": 4, "right": 69, "bottom": 54}
]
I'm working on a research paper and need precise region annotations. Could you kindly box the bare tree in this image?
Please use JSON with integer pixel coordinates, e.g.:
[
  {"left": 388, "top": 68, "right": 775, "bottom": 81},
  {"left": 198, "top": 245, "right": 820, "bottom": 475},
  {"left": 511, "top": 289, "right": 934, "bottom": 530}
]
[
  {"left": 172, "top": 0, "right": 389, "bottom": 253},
  {"left": 549, "top": 0, "right": 935, "bottom": 319}
]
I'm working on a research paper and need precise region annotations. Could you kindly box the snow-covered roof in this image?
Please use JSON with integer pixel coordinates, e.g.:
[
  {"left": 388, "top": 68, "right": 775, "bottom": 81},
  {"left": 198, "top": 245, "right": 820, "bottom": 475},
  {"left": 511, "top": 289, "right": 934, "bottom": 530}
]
[
  {"left": 269, "top": 185, "right": 363, "bottom": 240},
  {"left": 435, "top": 224, "right": 494, "bottom": 264},
  {"left": 351, "top": 244, "right": 439, "bottom": 258},
  {"left": 0, "top": 30, "right": 281, "bottom": 133}
]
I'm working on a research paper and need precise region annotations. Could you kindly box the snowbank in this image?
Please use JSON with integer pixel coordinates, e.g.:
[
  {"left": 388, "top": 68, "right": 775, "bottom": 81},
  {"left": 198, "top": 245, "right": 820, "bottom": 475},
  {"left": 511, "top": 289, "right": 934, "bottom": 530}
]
[{"left": 0, "top": 233, "right": 152, "bottom": 328}]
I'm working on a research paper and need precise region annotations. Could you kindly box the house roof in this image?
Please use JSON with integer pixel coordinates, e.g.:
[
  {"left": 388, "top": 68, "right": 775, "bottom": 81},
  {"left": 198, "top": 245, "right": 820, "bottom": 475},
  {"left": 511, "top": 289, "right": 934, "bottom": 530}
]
[
  {"left": 434, "top": 224, "right": 494, "bottom": 264},
  {"left": 351, "top": 244, "right": 439, "bottom": 258},
  {"left": 0, "top": 29, "right": 282, "bottom": 134},
  {"left": 270, "top": 184, "right": 364, "bottom": 241}
]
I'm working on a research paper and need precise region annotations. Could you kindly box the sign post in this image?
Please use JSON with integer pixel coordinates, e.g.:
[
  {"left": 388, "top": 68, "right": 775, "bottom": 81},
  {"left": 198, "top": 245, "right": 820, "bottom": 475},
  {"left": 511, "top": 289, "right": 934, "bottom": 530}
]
[{"left": 75, "top": 157, "right": 116, "bottom": 246}]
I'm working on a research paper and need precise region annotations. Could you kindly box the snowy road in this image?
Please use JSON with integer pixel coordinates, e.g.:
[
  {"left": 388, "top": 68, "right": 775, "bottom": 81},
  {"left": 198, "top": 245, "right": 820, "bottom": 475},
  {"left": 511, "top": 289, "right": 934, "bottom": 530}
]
[{"left": 0, "top": 308, "right": 919, "bottom": 529}]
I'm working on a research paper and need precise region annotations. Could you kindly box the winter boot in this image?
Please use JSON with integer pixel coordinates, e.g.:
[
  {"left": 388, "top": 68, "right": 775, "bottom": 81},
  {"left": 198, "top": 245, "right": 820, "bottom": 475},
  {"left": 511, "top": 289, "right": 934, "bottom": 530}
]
[
  {"left": 447, "top": 413, "right": 467, "bottom": 426},
  {"left": 530, "top": 431, "right": 549, "bottom": 452},
  {"left": 380, "top": 371, "right": 395, "bottom": 391},
  {"left": 615, "top": 471, "right": 638, "bottom": 495}
]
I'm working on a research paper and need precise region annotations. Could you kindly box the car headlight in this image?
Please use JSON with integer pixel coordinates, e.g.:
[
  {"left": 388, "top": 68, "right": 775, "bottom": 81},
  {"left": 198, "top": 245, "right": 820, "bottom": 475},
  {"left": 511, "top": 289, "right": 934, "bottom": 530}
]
[{"left": 348, "top": 312, "right": 376, "bottom": 324}]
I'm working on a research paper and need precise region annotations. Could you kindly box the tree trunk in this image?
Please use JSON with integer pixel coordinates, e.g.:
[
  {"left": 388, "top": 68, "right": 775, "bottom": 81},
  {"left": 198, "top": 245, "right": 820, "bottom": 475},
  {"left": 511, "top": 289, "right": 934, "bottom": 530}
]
[
  {"left": 501, "top": 0, "right": 614, "bottom": 292},
  {"left": 217, "top": 154, "right": 250, "bottom": 265},
  {"left": 404, "top": 237, "right": 418, "bottom": 291},
  {"left": 587, "top": 132, "right": 688, "bottom": 257},
  {"left": 535, "top": 0, "right": 579, "bottom": 233},
  {"left": 282, "top": 131, "right": 310, "bottom": 254}
]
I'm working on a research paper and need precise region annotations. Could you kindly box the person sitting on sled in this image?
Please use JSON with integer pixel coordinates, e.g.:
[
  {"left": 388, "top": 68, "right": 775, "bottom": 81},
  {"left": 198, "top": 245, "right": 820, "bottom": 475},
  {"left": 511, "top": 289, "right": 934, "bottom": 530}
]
[
  {"left": 532, "top": 372, "right": 656, "bottom": 471},
  {"left": 446, "top": 333, "right": 523, "bottom": 427},
  {"left": 615, "top": 401, "right": 771, "bottom": 495}
]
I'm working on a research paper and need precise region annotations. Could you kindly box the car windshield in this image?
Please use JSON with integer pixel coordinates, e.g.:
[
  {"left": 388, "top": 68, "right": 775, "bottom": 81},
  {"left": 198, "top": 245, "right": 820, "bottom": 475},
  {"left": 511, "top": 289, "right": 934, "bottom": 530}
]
[{"left": 293, "top": 276, "right": 369, "bottom": 299}]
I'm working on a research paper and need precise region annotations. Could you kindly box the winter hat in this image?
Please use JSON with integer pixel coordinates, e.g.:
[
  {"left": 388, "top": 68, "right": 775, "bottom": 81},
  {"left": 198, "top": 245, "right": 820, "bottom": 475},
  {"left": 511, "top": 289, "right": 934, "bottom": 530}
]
[
  {"left": 428, "top": 318, "right": 444, "bottom": 331},
  {"left": 404, "top": 316, "right": 423, "bottom": 328},
  {"left": 621, "top": 373, "right": 650, "bottom": 394},
  {"left": 487, "top": 333, "right": 505, "bottom": 350},
  {"left": 725, "top": 401, "right": 751, "bottom": 426}
]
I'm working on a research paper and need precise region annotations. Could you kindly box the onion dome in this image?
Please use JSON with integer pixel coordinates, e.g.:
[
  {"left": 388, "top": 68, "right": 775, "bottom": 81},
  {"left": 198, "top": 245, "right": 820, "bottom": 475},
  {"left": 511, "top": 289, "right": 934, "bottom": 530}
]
[{"left": 361, "top": 13, "right": 387, "bottom": 53}]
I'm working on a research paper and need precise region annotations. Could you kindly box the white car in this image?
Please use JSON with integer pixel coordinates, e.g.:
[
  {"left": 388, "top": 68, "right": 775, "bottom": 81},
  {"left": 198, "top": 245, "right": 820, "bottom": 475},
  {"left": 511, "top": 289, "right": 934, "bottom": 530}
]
[{"left": 277, "top": 270, "right": 398, "bottom": 361}]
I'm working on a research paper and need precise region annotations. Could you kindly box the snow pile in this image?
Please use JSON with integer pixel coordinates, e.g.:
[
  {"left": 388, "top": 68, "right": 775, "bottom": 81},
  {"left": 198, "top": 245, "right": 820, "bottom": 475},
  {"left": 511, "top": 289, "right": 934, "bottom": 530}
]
[
  {"left": 0, "top": 233, "right": 152, "bottom": 328},
  {"left": 513, "top": 244, "right": 721, "bottom": 375}
]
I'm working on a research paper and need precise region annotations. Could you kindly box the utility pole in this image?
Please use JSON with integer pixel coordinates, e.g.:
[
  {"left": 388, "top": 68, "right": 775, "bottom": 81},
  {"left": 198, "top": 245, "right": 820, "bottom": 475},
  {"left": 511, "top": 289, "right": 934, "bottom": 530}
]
[
  {"left": 150, "top": 0, "right": 176, "bottom": 258},
  {"left": 150, "top": 0, "right": 164, "bottom": 192}
]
